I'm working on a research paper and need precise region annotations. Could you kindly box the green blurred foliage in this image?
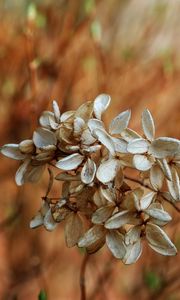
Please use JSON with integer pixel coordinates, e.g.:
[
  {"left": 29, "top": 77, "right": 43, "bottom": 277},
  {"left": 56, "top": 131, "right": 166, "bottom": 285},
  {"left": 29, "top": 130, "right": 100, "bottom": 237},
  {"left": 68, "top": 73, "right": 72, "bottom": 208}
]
[
  {"left": 144, "top": 270, "right": 163, "bottom": 292},
  {"left": 38, "top": 289, "right": 47, "bottom": 300}
]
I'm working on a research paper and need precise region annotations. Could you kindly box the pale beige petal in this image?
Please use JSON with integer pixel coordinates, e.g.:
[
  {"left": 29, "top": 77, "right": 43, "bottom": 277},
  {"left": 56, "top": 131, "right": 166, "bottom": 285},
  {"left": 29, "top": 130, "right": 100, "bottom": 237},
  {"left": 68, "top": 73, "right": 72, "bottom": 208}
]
[
  {"left": 88, "top": 119, "right": 104, "bottom": 133},
  {"left": 81, "top": 158, "right": 96, "bottom": 184},
  {"left": 74, "top": 117, "right": 85, "bottom": 137},
  {"left": 39, "top": 111, "right": 54, "bottom": 128},
  {"left": 121, "top": 128, "right": 141, "bottom": 142},
  {"left": 15, "top": 159, "right": 31, "bottom": 185},
  {"left": 52, "top": 100, "right": 60, "bottom": 122},
  {"left": 94, "top": 128, "right": 115, "bottom": 155},
  {"left": 96, "top": 158, "right": 120, "bottom": 183},
  {"left": 65, "top": 213, "right": 84, "bottom": 247},
  {"left": 109, "top": 110, "right": 131, "bottom": 135},
  {"left": 134, "top": 191, "right": 155, "bottom": 211},
  {"left": 75, "top": 101, "right": 93, "bottom": 121},
  {"left": 150, "top": 164, "right": 164, "bottom": 191},
  {"left": 33, "top": 128, "right": 57, "bottom": 148},
  {"left": 167, "top": 167, "right": 180, "bottom": 201},
  {"left": 123, "top": 240, "right": 142, "bottom": 264},
  {"left": 100, "top": 186, "right": 116, "bottom": 203},
  {"left": 105, "top": 210, "right": 139, "bottom": 229},
  {"left": 60, "top": 110, "right": 75, "bottom": 122},
  {"left": 30, "top": 212, "right": 43, "bottom": 229},
  {"left": 125, "top": 226, "right": 141, "bottom": 245},
  {"left": 145, "top": 205, "right": 172, "bottom": 223},
  {"left": 55, "top": 153, "right": 84, "bottom": 170},
  {"left": 133, "top": 154, "right": 153, "bottom": 171},
  {"left": 82, "top": 144, "right": 101, "bottom": 154},
  {"left": 146, "top": 223, "right": 177, "bottom": 256},
  {"left": 141, "top": 109, "right": 155, "bottom": 141},
  {"left": 157, "top": 159, "right": 172, "bottom": 181},
  {"left": 81, "top": 129, "right": 96, "bottom": 145},
  {"left": 106, "top": 231, "right": 126, "bottom": 259},
  {"left": 93, "top": 94, "right": 111, "bottom": 120},
  {"left": 78, "top": 225, "right": 106, "bottom": 248},
  {"left": 93, "top": 190, "right": 107, "bottom": 207},
  {"left": 1, "top": 144, "right": 26, "bottom": 160},
  {"left": 19, "top": 140, "right": 34, "bottom": 154},
  {"left": 149, "top": 137, "right": 180, "bottom": 159},
  {"left": 92, "top": 205, "right": 115, "bottom": 224},
  {"left": 44, "top": 209, "right": 57, "bottom": 231},
  {"left": 127, "top": 138, "right": 149, "bottom": 154},
  {"left": 112, "top": 137, "right": 128, "bottom": 153}
]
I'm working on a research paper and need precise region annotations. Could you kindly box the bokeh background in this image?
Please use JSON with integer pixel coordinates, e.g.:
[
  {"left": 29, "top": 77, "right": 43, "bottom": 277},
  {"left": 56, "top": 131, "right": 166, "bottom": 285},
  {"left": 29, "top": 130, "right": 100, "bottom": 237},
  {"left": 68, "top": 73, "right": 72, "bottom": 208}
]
[{"left": 0, "top": 0, "right": 180, "bottom": 299}]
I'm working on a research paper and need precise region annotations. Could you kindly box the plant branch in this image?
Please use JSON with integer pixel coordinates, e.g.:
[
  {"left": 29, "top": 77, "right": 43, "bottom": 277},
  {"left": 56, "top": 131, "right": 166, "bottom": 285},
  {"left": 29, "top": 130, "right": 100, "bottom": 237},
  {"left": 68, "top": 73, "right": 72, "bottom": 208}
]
[{"left": 80, "top": 253, "right": 90, "bottom": 300}]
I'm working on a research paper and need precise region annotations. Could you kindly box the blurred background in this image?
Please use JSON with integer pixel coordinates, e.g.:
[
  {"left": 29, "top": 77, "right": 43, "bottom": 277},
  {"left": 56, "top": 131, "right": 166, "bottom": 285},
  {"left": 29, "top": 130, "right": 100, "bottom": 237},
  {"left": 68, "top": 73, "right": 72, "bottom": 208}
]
[{"left": 0, "top": 0, "right": 180, "bottom": 299}]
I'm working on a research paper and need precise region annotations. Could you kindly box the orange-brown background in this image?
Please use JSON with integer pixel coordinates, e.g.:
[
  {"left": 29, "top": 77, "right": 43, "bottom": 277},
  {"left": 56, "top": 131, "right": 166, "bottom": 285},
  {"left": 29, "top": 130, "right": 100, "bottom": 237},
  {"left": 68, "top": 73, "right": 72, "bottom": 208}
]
[{"left": 0, "top": 1, "right": 179, "bottom": 299}]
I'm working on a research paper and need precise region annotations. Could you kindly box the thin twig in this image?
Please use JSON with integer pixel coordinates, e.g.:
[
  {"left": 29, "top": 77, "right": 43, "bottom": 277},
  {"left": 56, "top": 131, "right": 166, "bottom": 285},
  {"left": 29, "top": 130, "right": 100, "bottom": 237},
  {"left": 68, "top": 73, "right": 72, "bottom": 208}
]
[
  {"left": 80, "top": 254, "right": 90, "bottom": 300},
  {"left": 89, "top": 255, "right": 114, "bottom": 300}
]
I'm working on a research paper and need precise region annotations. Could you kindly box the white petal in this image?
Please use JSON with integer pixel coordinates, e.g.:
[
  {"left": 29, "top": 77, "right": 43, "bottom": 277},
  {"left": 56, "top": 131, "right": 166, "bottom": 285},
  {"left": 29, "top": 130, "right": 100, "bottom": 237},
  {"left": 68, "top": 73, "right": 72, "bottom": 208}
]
[
  {"left": 149, "top": 137, "right": 180, "bottom": 159},
  {"left": 106, "top": 231, "right": 126, "bottom": 259},
  {"left": 125, "top": 226, "right": 141, "bottom": 245},
  {"left": 157, "top": 159, "right": 172, "bottom": 181},
  {"left": 56, "top": 153, "right": 84, "bottom": 171},
  {"left": 1, "top": 144, "right": 26, "bottom": 160},
  {"left": 81, "top": 129, "right": 96, "bottom": 145},
  {"left": 74, "top": 117, "right": 85, "bottom": 137},
  {"left": 88, "top": 118, "right": 104, "bottom": 133},
  {"left": 30, "top": 212, "right": 43, "bottom": 228},
  {"left": 33, "top": 128, "right": 57, "bottom": 148},
  {"left": 150, "top": 164, "right": 164, "bottom": 191},
  {"left": 146, "top": 223, "right": 177, "bottom": 256},
  {"left": 81, "top": 158, "right": 96, "bottom": 184},
  {"left": 127, "top": 138, "right": 149, "bottom": 154},
  {"left": 96, "top": 158, "right": 120, "bottom": 183},
  {"left": 145, "top": 205, "right": 172, "bottom": 223},
  {"left": 123, "top": 240, "right": 142, "bottom": 264},
  {"left": 52, "top": 100, "right": 60, "bottom": 122},
  {"left": 19, "top": 140, "right": 34, "bottom": 154},
  {"left": 112, "top": 137, "right": 128, "bottom": 153},
  {"left": 92, "top": 205, "right": 115, "bottom": 224},
  {"left": 94, "top": 128, "right": 115, "bottom": 155},
  {"left": 134, "top": 191, "right": 155, "bottom": 211},
  {"left": 141, "top": 109, "right": 155, "bottom": 141},
  {"left": 82, "top": 144, "right": 101, "bottom": 154},
  {"left": 65, "top": 213, "right": 83, "bottom": 247},
  {"left": 109, "top": 110, "right": 131, "bottom": 135},
  {"left": 78, "top": 225, "right": 105, "bottom": 248},
  {"left": 15, "top": 159, "right": 31, "bottom": 185},
  {"left": 167, "top": 167, "right": 180, "bottom": 201},
  {"left": 60, "top": 110, "right": 75, "bottom": 122},
  {"left": 93, "top": 94, "right": 111, "bottom": 120},
  {"left": 121, "top": 128, "right": 141, "bottom": 142},
  {"left": 39, "top": 111, "right": 54, "bottom": 128},
  {"left": 105, "top": 210, "right": 139, "bottom": 229},
  {"left": 44, "top": 209, "right": 57, "bottom": 231},
  {"left": 75, "top": 101, "right": 93, "bottom": 121},
  {"left": 133, "top": 154, "right": 153, "bottom": 171}
]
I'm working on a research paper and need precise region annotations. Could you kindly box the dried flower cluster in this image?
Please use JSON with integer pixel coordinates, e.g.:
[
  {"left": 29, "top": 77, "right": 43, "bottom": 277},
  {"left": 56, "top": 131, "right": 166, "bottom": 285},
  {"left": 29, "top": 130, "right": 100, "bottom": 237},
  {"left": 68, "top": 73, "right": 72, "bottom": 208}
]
[{"left": 1, "top": 94, "right": 180, "bottom": 264}]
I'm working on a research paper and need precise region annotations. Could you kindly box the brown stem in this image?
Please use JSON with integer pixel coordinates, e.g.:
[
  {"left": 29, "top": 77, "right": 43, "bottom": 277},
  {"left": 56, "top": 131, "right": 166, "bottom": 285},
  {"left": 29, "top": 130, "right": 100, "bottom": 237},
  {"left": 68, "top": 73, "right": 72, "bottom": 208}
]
[
  {"left": 89, "top": 255, "right": 114, "bottom": 300},
  {"left": 125, "top": 175, "right": 180, "bottom": 213},
  {"left": 80, "top": 254, "right": 89, "bottom": 300},
  {"left": 124, "top": 175, "right": 155, "bottom": 191}
]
